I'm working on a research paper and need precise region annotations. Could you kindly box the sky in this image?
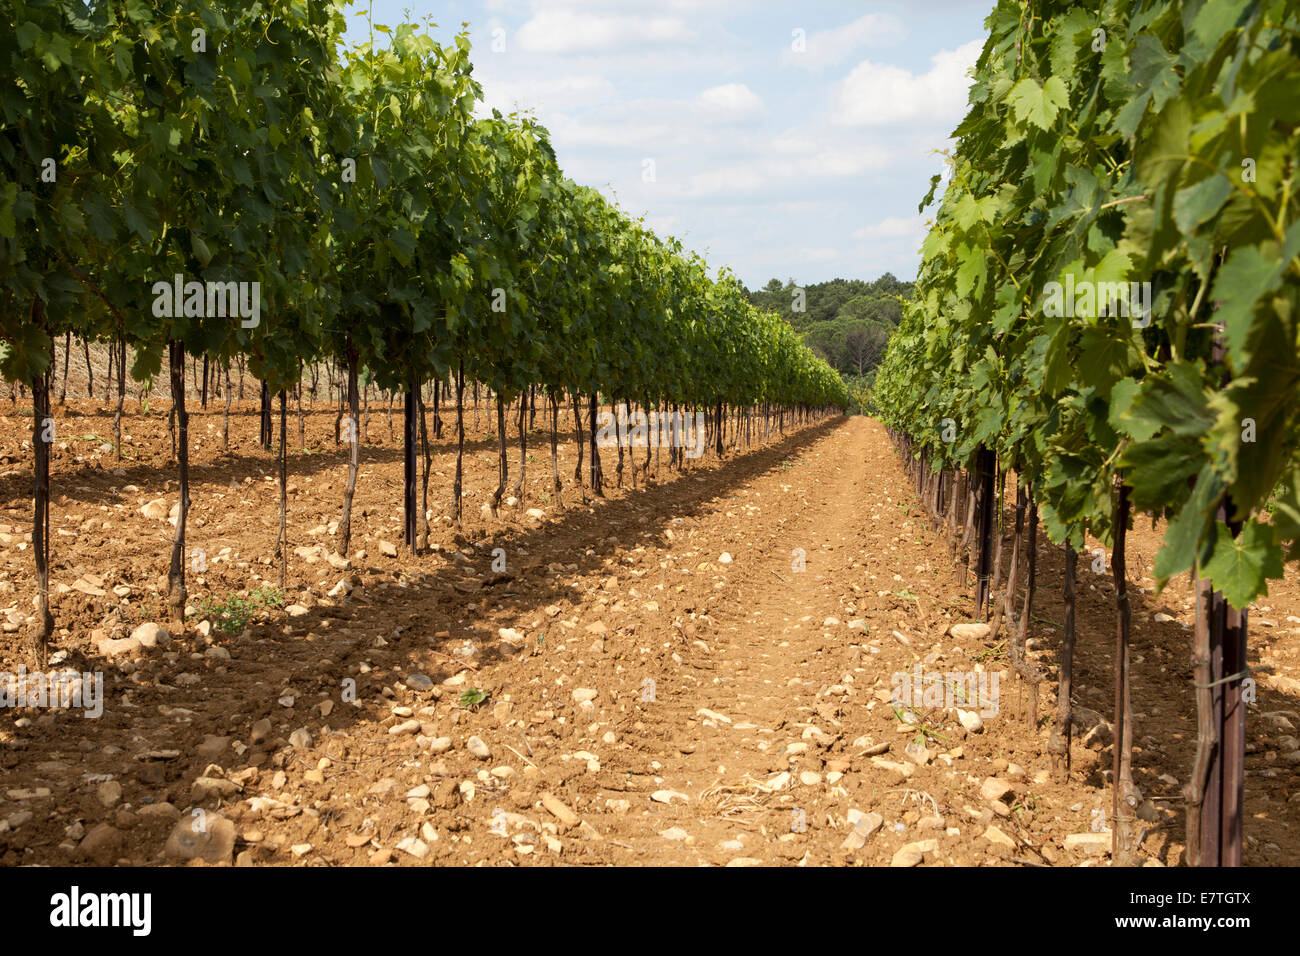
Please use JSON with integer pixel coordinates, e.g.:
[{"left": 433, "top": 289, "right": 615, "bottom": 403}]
[{"left": 345, "top": 1, "right": 993, "bottom": 290}]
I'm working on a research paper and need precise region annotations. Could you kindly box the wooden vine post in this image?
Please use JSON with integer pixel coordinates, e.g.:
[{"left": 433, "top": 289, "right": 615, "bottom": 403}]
[
  {"left": 1112, "top": 481, "right": 1137, "bottom": 864},
  {"left": 1048, "top": 543, "right": 1077, "bottom": 777},
  {"left": 403, "top": 369, "right": 419, "bottom": 553},
  {"left": 974, "top": 446, "right": 996, "bottom": 616},
  {"left": 29, "top": 301, "right": 54, "bottom": 667},
  {"left": 1185, "top": 500, "right": 1248, "bottom": 867}
]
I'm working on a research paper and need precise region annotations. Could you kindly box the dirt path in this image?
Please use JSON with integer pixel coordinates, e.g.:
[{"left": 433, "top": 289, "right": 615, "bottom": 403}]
[
  {"left": 563, "top": 415, "right": 1079, "bottom": 866},
  {"left": 2, "top": 412, "right": 1297, "bottom": 866}
]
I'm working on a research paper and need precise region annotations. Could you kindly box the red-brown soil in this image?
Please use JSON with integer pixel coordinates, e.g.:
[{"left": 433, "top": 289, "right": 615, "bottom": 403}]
[{"left": 0, "top": 402, "right": 1295, "bottom": 866}]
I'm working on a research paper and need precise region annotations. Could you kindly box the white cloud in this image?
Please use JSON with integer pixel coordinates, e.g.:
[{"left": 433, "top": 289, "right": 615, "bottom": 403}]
[
  {"left": 680, "top": 164, "right": 767, "bottom": 198},
  {"left": 412, "top": 0, "right": 989, "bottom": 286},
  {"left": 775, "top": 201, "right": 824, "bottom": 215},
  {"left": 769, "top": 130, "right": 819, "bottom": 155},
  {"left": 796, "top": 144, "right": 893, "bottom": 177},
  {"left": 516, "top": 9, "right": 692, "bottom": 53},
  {"left": 480, "top": 74, "right": 618, "bottom": 115},
  {"left": 784, "top": 14, "right": 908, "bottom": 70},
  {"left": 833, "top": 39, "right": 982, "bottom": 127},
  {"left": 644, "top": 215, "right": 680, "bottom": 237},
  {"left": 798, "top": 247, "right": 842, "bottom": 263},
  {"left": 851, "top": 214, "right": 929, "bottom": 242},
  {"left": 548, "top": 113, "right": 677, "bottom": 150},
  {"left": 695, "top": 83, "right": 764, "bottom": 119}
]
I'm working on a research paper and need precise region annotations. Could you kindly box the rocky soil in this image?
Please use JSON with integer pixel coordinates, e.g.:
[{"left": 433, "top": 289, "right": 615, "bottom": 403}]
[{"left": 0, "top": 401, "right": 1296, "bottom": 866}]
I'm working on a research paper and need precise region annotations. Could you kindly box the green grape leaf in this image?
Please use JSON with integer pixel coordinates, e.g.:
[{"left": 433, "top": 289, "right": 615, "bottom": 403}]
[
  {"left": 1153, "top": 464, "right": 1222, "bottom": 580},
  {"left": 1201, "top": 520, "right": 1283, "bottom": 610},
  {"left": 1212, "top": 244, "right": 1283, "bottom": 357},
  {"left": 1008, "top": 76, "right": 1069, "bottom": 131}
]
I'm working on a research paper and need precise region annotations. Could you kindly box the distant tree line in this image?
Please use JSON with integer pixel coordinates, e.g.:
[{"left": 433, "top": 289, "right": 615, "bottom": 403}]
[{"left": 746, "top": 274, "right": 914, "bottom": 380}]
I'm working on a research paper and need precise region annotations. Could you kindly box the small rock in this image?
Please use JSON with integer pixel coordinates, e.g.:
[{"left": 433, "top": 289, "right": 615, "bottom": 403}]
[
  {"left": 540, "top": 792, "right": 579, "bottom": 829},
  {"left": 982, "top": 825, "right": 1017, "bottom": 850},
  {"left": 980, "top": 778, "right": 1014, "bottom": 804},
  {"left": 196, "top": 735, "right": 231, "bottom": 761},
  {"left": 97, "top": 636, "right": 142, "bottom": 659},
  {"left": 97, "top": 780, "right": 123, "bottom": 808},
  {"left": 466, "top": 736, "right": 491, "bottom": 759},
  {"left": 191, "top": 776, "right": 240, "bottom": 801},
  {"left": 130, "top": 622, "right": 170, "bottom": 649},
  {"left": 163, "top": 814, "right": 236, "bottom": 864},
  {"left": 903, "top": 740, "right": 932, "bottom": 765},
  {"left": 891, "top": 839, "right": 938, "bottom": 867},
  {"left": 395, "top": 837, "right": 430, "bottom": 859},
  {"left": 870, "top": 757, "right": 915, "bottom": 780},
  {"left": 140, "top": 498, "right": 169, "bottom": 520},
  {"left": 840, "top": 810, "right": 883, "bottom": 851},
  {"left": 651, "top": 789, "right": 690, "bottom": 804},
  {"left": 136, "top": 803, "right": 179, "bottom": 821},
  {"left": 78, "top": 824, "right": 126, "bottom": 864},
  {"left": 1064, "top": 832, "right": 1112, "bottom": 857}
]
